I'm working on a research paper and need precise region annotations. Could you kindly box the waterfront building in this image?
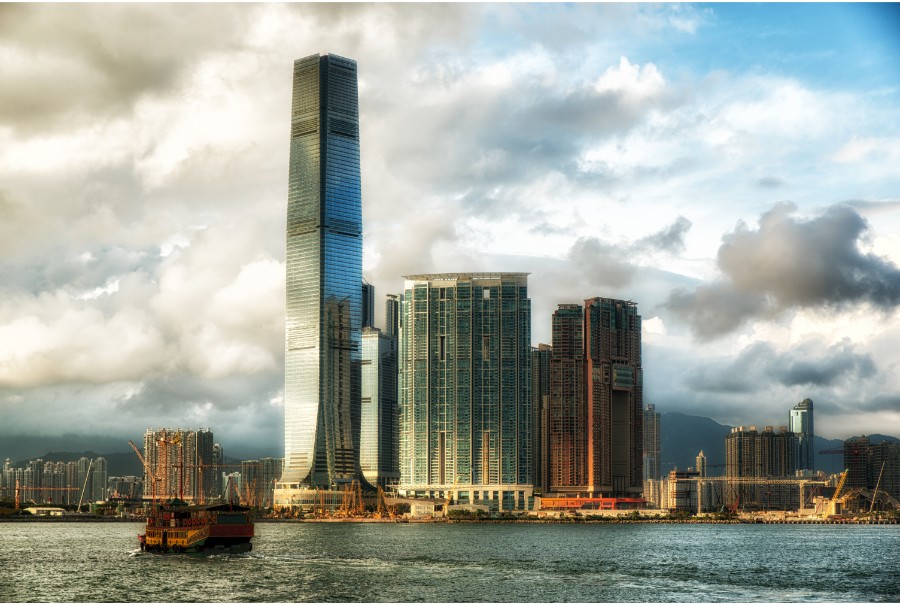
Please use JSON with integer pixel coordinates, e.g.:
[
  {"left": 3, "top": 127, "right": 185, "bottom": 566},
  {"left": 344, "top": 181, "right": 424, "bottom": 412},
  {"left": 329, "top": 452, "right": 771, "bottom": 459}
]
[
  {"left": 644, "top": 403, "right": 661, "bottom": 481},
  {"left": 91, "top": 457, "right": 108, "bottom": 502},
  {"left": 241, "top": 458, "right": 284, "bottom": 508},
  {"left": 789, "top": 398, "right": 815, "bottom": 472},
  {"left": 212, "top": 443, "right": 224, "bottom": 497},
  {"left": 842, "top": 436, "right": 900, "bottom": 502},
  {"left": 107, "top": 476, "right": 143, "bottom": 500},
  {"left": 279, "top": 52, "right": 364, "bottom": 494},
  {"left": 548, "top": 304, "right": 586, "bottom": 491},
  {"left": 360, "top": 326, "right": 400, "bottom": 489},
  {"left": 142, "top": 428, "right": 218, "bottom": 502},
  {"left": 547, "top": 298, "right": 643, "bottom": 499},
  {"left": 397, "top": 273, "right": 533, "bottom": 511},
  {"left": 725, "top": 426, "right": 798, "bottom": 510},
  {"left": 532, "top": 343, "right": 552, "bottom": 494},
  {"left": 844, "top": 435, "right": 870, "bottom": 490}
]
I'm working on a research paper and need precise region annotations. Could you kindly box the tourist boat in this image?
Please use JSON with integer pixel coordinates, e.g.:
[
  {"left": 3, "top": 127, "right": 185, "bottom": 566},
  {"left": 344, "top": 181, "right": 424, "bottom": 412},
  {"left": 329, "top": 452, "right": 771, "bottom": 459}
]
[{"left": 138, "top": 500, "right": 254, "bottom": 554}]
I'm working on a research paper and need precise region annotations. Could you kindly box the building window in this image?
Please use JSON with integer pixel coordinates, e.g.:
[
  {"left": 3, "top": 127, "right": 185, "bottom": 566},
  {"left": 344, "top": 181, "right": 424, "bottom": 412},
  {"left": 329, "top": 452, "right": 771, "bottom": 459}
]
[
  {"left": 440, "top": 335, "right": 446, "bottom": 361},
  {"left": 483, "top": 288, "right": 490, "bottom": 299}
]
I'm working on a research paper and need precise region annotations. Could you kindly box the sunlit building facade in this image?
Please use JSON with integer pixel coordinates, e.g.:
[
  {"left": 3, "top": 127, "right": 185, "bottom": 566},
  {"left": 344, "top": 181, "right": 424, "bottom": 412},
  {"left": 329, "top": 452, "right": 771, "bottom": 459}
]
[
  {"left": 360, "top": 327, "right": 400, "bottom": 489},
  {"left": 398, "top": 273, "right": 533, "bottom": 510},
  {"left": 548, "top": 298, "right": 643, "bottom": 498},
  {"left": 789, "top": 398, "right": 815, "bottom": 472},
  {"left": 279, "top": 53, "right": 363, "bottom": 491}
]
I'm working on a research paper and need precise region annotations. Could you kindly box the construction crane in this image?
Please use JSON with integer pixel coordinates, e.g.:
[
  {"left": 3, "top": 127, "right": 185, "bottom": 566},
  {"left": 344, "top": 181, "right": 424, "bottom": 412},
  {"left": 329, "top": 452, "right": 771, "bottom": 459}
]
[
  {"left": 76, "top": 458, "right": 94, "bottom": 513},
  {"left": 869, "top": 461, "right": 887, "bottom": 514},
  {"left": 826, "top": 469, "right": 849, "bottom": 517},
  {"left": 129, "top": 440, "right": 160, "bottom": 505}
]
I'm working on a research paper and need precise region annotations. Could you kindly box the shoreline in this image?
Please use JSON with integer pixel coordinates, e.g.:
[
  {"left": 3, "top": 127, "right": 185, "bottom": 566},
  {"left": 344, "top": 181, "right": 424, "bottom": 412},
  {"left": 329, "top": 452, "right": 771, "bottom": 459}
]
[{"left": 2, "top": 516, "right": 896, "bottom": 525}]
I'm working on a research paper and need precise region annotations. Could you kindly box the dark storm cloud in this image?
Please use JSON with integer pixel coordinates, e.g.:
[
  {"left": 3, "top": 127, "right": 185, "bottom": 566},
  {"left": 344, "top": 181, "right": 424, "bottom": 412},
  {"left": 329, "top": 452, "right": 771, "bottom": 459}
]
[
  {"left": 862, "top": 393, "right": 900, "bottom": 412},
  {"left": 666, "top": 203, "right": 900, "bottom": 339},
  {"left": 687, "top": 340, "right": 878, "bottom": 394}
]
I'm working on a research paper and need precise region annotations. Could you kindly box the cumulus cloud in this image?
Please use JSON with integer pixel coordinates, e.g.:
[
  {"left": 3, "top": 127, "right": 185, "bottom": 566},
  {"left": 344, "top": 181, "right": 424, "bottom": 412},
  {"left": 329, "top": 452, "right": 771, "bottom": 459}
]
[{"left": 666, "top": 203, "right": 900, "bottom": 339}]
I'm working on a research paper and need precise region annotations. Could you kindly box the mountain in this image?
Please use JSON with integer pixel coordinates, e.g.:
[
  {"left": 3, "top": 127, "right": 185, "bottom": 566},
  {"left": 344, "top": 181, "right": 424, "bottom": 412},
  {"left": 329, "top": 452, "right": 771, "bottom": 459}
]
[
  {"left": 659, "top": 412, "right": 732, "bottom": 475},
  {"left": 0, "top": 434, "right": 130, "bottom": 463},
  {"left": 658, "top": 414, "right": 899, "bottom": 476}
]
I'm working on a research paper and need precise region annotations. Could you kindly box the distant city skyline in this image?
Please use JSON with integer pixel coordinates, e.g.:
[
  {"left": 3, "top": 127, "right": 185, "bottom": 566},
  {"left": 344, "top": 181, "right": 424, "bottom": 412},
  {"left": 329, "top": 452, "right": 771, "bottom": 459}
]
[{"left": 1, "top": 4, "right": 899, "bottom": 452}]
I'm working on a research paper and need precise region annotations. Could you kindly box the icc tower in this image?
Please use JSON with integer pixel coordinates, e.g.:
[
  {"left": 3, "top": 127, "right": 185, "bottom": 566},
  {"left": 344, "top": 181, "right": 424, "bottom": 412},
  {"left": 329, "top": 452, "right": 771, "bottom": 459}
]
[{"left": 277, "top": 53, "right": 364, "bottom": 495}]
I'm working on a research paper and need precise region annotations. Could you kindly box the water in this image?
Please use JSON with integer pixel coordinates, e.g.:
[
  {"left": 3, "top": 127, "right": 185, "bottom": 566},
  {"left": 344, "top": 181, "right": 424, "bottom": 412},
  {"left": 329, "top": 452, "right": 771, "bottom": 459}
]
[{"left": 1, "top": 521, "right": 898, "bottom": 602}]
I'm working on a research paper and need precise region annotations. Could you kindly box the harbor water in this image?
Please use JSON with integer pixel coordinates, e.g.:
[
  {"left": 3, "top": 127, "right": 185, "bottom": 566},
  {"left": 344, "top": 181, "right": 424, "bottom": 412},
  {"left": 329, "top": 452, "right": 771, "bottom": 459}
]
[{"left": 1, "top": 521, "right": 898, "bottom": 602}]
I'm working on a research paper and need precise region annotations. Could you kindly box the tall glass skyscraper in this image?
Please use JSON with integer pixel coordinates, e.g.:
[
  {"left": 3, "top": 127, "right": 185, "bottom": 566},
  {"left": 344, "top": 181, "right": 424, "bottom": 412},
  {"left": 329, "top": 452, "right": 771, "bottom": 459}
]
[
  {"left": 398, "top": 273, "right": 533, "bottom": 510},
  {"left": 789, "top": 398, "right": 814, "bottom": 472},
  {"left": 281, "top": 53, "right": 363, "bottom": 489}
]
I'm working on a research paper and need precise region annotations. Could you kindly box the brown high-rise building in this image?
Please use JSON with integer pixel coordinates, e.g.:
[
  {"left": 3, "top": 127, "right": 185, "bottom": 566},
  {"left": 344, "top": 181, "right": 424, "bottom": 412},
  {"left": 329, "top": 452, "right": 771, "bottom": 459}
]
[{"left": 547, "top": 298, "right": 643, "bottom": 498}]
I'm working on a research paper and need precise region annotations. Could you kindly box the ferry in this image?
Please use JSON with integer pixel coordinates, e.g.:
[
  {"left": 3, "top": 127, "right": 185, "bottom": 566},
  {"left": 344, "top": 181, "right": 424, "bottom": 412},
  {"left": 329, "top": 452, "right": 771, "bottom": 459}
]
[{"left": 138, "top": 501, "right": 254, "bottom": 554}]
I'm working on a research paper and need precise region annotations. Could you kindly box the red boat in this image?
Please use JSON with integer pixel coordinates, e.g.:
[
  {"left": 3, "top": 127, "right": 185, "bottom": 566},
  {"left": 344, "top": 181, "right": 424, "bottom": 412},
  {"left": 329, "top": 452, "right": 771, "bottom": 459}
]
[{"left": 139, "top": 501, "right": 254, "bottom": 554}]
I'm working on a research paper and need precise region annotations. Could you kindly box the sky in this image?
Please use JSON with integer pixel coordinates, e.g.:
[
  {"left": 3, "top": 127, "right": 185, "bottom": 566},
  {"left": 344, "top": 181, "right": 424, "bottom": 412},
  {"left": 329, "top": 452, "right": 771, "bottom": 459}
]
[{"left": 2, "top": 3, "right": 900, "bottom": 457}]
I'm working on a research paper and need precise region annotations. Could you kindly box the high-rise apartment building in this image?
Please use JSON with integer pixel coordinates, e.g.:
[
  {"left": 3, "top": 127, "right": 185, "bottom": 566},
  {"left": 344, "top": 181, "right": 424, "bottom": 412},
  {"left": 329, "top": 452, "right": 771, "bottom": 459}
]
[
  {"left": 360, "top": 326, "right": 400, "bottom": 488},
  {"left": 789, "top": 398, "right": 815, "bottom": 472},
  {"left": 142, "top": 428, "right": 217, "bottom": 503},
  {"left": 643, "top": 403, "right": 661, "bottom": 481},
  {"left": 398, "top": 273, "right": 533, "bottom": 510},
  {"left": 281, "top": 53, "right": 364, "bottom": 491},
  {"left": 547, "top": 298, "right": 643, "bottom": 498},
  {"left": 725, "top": 426, "right": 798, "bottom": 509},
  {"left": 531, "top": 343, "right": 552, "bottom": 493},
  {"left": 548, "top": 304, "right": 586, "bottom": 490}
]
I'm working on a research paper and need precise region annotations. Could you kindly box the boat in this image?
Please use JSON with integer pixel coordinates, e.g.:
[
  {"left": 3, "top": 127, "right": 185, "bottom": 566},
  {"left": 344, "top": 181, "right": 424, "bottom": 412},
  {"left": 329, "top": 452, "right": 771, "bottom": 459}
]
[{"left": 138, "top": 500, "right": 254, "bottom": 554}]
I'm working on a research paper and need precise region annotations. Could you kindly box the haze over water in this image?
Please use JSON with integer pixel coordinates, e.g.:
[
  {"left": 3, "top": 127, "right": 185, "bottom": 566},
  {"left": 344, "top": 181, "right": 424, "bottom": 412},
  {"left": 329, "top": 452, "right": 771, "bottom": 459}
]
[{"left": 1, "top": 522, "right": 897, "bottom": 602}]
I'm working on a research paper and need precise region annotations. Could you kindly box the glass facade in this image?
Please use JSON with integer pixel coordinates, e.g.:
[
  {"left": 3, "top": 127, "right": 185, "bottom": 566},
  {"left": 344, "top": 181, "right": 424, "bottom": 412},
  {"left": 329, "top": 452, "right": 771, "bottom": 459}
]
[
  {"left": 789, "top": 398, "right": 815, "bottom": 472},
  {"left": 398, "top": 273, "right": 533, "bottom": 509},
  {"left": 360, "top": 327, "right": 400, "bottom": 488},
  {"left": 283, "top": 54, "right": 363, "bottom": 488}
]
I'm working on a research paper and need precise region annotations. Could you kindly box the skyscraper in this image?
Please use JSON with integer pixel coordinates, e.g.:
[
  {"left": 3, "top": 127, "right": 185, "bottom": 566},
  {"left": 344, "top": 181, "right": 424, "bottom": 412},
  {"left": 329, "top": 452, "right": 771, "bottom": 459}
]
[
  {"left": 548, "top": 304, "right": 586, "bottom": 490},
  {"left": 398, "top": 273, "right": 533, "bottom": 510},
  {"left": 531, "top": 343, "right": 552, "bottom": 493},
  {"left": 360, "top": 326, "right": 400, "bottom": 488},
  {"left": 789, "top": 398, "right": 815, "bottom": 472},
  {"left": 584, "top": 297, "right": 643, "bottom": 497},
  {"left": 384, "top": 294, "right": 400, "bottom": 338},
  {"left": 281, "top": 53, "right": 363, "bottom": 490},
  {"left": 644, "top": 403, "right": 661, "bottom": 481},
  {"left": 547, "top": 298, "right": 643, "bottom": 498},
  {"left": 362, "top": 280, "right": 375, "bottom": 329}
]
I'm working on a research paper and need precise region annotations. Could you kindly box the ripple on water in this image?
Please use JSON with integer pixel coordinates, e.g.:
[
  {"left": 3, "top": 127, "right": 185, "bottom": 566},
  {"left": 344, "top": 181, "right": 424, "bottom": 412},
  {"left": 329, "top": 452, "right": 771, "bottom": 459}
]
[{"left": 0, "top": 522, "right": 898, "bottom": 602}]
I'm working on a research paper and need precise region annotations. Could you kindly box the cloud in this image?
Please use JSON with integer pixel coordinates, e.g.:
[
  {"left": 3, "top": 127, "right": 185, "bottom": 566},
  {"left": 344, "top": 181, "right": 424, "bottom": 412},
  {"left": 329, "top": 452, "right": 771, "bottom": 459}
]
[
  {"left": 687, "top": 339, "right": 878, "bottom": 394},
  {"left": 634, "top": 216, "right": 692, "bottom": 254},
  {"left": 666, "top": 203, "right": 900, "bottom": 338},
  {"left": 0, "top": 4, "right": 255, "bottom": 133}
]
